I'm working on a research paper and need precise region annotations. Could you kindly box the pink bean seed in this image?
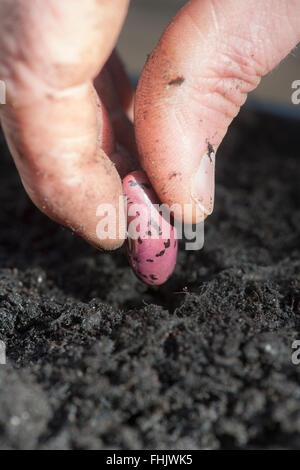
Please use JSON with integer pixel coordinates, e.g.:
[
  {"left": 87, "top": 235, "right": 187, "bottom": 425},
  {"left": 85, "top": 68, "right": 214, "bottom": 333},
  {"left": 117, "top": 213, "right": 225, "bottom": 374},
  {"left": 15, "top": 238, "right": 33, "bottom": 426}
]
[{"left": 123, "top": 171, "right": 178, "bottom": 286}]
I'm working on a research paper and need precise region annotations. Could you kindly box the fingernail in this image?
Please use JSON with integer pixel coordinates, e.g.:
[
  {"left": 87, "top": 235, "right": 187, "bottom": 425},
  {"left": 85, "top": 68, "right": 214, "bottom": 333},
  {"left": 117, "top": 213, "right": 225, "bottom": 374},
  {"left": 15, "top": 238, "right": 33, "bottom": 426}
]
[{"left": 191, "top": 149, "right": 215, "bottom": 216}]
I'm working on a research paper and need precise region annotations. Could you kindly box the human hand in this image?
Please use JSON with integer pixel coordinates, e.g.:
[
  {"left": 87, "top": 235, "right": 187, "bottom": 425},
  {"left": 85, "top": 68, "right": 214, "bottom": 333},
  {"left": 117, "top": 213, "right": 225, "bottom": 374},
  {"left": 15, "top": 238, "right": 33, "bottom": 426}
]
[
  {"left": 0, "top": 0, "right": 299, "bottom": 252},
  {"left": 0, "top": 0, "right": 134, "bottom": 250},
  {"left": 135, "top": 0, "right": 300, "bottom": 222}
]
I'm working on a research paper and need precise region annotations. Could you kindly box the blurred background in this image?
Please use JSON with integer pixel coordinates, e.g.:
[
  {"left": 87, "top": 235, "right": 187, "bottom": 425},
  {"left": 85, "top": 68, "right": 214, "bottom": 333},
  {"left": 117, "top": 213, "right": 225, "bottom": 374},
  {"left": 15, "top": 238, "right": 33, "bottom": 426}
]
[{"left": 117, "top": 0, "right": 300, "bottom": 119}]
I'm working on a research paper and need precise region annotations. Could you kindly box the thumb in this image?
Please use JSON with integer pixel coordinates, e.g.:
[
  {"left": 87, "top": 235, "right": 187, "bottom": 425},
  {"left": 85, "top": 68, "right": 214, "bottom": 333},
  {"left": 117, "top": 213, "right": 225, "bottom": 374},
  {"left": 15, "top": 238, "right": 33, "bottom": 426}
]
[{"left": 135, "top": 0, "right": 300, "bottom": 223}]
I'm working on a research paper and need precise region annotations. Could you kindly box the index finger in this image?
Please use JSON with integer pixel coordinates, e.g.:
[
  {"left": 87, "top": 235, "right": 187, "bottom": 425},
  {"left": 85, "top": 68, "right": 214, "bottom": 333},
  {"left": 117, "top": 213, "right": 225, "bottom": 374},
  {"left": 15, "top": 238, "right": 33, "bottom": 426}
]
[{"left": 0, "top": 0, "right": 130, "bottom": 249}]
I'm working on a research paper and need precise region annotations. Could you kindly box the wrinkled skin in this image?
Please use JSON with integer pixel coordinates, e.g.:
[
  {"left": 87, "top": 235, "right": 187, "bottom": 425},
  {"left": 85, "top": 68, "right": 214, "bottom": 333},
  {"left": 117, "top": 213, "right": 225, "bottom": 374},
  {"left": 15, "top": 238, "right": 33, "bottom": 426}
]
[{"left": 0, "top": 0, "right": 299, "bottom": 250}]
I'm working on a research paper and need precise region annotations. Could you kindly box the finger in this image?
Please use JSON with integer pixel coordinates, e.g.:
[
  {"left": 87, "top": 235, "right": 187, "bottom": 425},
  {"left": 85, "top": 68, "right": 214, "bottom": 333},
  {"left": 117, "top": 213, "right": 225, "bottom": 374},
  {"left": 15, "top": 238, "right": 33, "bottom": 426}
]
[
  {"left": 135, "top": 0, "right": 300, "bottom": 223},
  {"left": 94, "top": 52, "right": 138, "bottom": 163},
  {"left": 0, "top": 0, "right": 129, "bottom": 249},
  {"left": 106, "top": 50, "right": 135, "bottom": 121}
]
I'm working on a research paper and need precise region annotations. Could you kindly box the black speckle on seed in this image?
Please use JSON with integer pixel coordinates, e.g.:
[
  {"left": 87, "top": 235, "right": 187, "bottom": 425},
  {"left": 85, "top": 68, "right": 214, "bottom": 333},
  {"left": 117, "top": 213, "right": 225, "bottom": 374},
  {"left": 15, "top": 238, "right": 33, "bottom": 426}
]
[
  {"left": 146, "top": 231, "right": 152, "bottom": 237},
  {"left": 150, "top": 274, "right": 158, "bottom": 280},
  {"left": 146, "top": 259, "right": 154, "bottom": 263},
  {"left": 164, "top": 239, "right": 170, "bottom": 249},
  {"left": 156, "top": 250, "right": 165, "bottom": 257},
  {"left": 174, "top": 240, "right": 177, "bottom": 247},
  {"left": 138, "top": 237, "right": 143, "bottom": 244},
  {"left": 129, "top": 180, "right": 138, "bottom": 187}
]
